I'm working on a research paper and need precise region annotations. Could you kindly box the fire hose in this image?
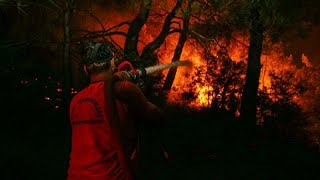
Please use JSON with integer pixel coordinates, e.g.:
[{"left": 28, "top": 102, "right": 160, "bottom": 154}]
[{"left": 115, "top": 60, "right": 192, "bottom": 82}]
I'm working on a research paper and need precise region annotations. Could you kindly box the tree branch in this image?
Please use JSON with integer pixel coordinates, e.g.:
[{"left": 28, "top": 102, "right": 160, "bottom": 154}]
[
  {"left": 124, "top": 0, "right": 152, "bottom": 61},
  {"left": 161, "top": 0, "right": 193, "bottom": 93},
  {"left": 140, "top": 0, "right": 182, "bottom": 60}
]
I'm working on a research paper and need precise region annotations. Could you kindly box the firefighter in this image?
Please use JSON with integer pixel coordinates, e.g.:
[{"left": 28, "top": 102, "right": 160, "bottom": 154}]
[{"left": 67, "top": 40, "right": 163, "bottom": 180}]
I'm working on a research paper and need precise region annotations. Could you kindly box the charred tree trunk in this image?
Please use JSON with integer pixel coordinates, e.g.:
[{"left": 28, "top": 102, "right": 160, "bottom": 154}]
[
  {"left": 220, "top": 77, "right": 232, "bottom": 107},
  {"left": 140, "top": 0, "right": 182, "bottom": 61},
  {"left": 124, "top": 0, "right": 152, "bottom": 62},
  {"left": 239, "top": 7, "right": 263, "bottom": 129},
  {"left": 161, "top": 1, "right": 192, "bottom": 94},
  {"left": 63, "top": 0, "right": 75, "bottom": 104}
]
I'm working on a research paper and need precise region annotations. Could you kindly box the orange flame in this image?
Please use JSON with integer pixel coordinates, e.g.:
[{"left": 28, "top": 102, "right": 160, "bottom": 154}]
[{"left": 76, "top": 2, "right": 318, "bottom": 113}]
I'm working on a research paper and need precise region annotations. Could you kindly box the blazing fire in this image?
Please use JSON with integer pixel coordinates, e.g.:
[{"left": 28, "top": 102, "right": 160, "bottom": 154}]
[
  {"left": 75, "top": 1, "right": 318, "bottom": 110},
  {"left": 74, "top": 1, "right": 320, "bottom": 146}
]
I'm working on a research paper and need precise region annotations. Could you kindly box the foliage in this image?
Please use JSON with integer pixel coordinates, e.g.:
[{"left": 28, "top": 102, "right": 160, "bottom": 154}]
[
  {"left": 0, "top": 0, "right": 62, "bottom": 14},
  {"left": 172, "top": 43, "right": 311, "bottom": 140},
  {"left": 194, "top": 0, "right": 320, "bottom": 42},
  {"left": 258, "top": 71, "right": 306, "bottom": 138}
]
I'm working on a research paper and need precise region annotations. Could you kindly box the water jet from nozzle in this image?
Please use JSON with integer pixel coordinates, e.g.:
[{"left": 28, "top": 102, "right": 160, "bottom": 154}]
[{"left": 144, "top": 60, "right": 192, "bottom": 75}]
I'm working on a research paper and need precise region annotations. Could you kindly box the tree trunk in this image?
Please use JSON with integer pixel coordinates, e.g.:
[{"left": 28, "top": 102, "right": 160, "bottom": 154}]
[
  {"left": 239, "top": 7, "right": 263, "bottom": 128},
  {"left": 140, "top": 0, "right": 182, "bottom": 61},
  {"left": 63, "top": 0, "right": 75, "bottom": 104},
  {"left": 161, "top": 1, "right": 192, "bottom": 94},
  {"left": 124, "top": 0, "right": 152, "bottom": 62},
  {"left": 220, "top": 77, "right": 232, "bottom": 107}
]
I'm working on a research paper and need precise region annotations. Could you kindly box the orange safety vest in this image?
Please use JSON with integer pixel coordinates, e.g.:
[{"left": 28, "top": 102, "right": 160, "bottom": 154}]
[{"left": 67, "top": 81, "right": 136, "bottom": 180}]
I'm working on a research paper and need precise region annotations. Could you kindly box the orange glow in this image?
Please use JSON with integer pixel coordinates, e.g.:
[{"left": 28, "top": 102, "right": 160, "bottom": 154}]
[
  {"left": 76, "top": 2, "right": 317, "bottom": 113},
  {"left": 73, "top": 1, "right": 320, "bottom": 149}
]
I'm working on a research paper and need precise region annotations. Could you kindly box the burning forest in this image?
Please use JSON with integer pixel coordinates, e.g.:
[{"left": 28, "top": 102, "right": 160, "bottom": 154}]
[
  {"left": 72, "top": 0, "right": 320, "bottom": 146},
  {"left": 1, "top": 0, "right": 320, "bottom": 179}
]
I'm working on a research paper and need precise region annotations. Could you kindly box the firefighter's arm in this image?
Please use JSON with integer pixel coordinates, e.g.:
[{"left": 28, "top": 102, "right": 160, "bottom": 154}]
[{"left": 114, "top": 80, "right": 163, "bottom": 123}]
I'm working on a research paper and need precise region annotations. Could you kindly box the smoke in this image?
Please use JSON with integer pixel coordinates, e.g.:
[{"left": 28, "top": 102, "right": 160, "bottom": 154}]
[{"left": 284, "top": 25, "right": 320, "bottom": 66}]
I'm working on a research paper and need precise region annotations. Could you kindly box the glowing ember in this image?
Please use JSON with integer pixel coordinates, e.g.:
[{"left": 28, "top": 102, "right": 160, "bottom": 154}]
[
  {"left": 71, "top": 88, "right": 78, "bottom": 94},
  {"left": 20, "top": 80, "right": 28, "bottom": 84}
]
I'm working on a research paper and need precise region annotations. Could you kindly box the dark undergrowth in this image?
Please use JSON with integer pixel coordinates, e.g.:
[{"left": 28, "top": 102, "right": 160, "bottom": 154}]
[{"left": 1, "top": 70, "right": 319, "bottom": 180}]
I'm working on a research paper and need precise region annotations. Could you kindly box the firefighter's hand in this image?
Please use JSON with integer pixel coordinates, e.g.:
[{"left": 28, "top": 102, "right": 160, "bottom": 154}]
[{"left": 114, "top": 71, "right": 132, "bottom": 81}]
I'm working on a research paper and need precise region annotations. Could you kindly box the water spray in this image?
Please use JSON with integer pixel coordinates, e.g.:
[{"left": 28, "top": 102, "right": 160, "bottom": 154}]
[{"left": 115, "top": 60, "right": 192, "bottom": 82}]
